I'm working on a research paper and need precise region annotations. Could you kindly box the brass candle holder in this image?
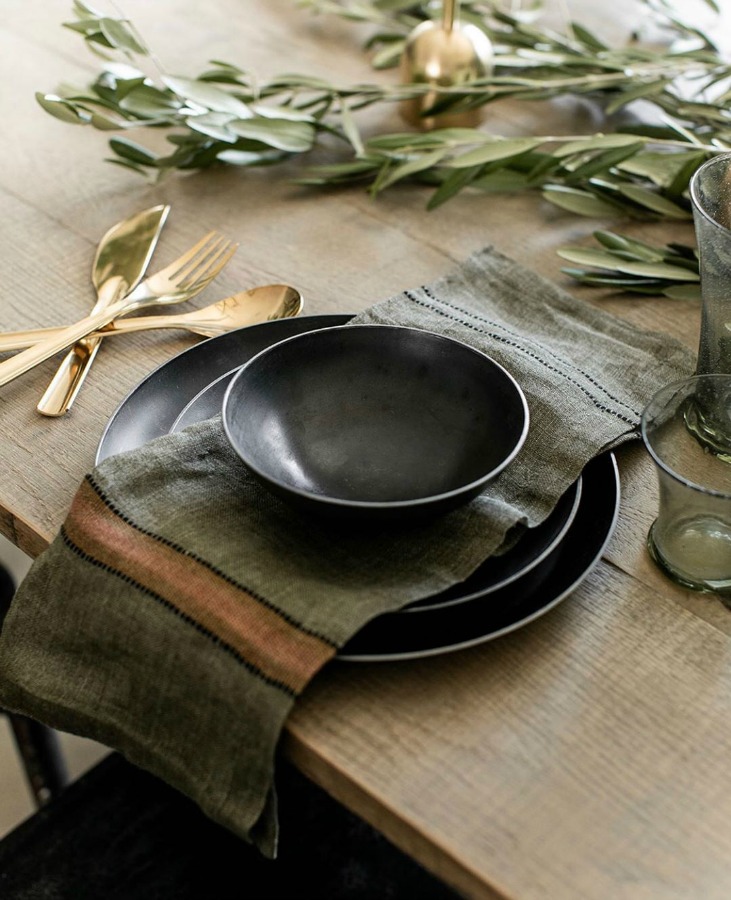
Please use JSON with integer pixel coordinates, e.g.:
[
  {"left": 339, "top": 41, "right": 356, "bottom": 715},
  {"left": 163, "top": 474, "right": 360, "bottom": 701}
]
[{"left": 399, "top": 0, "right": 493, "bottom": 130}]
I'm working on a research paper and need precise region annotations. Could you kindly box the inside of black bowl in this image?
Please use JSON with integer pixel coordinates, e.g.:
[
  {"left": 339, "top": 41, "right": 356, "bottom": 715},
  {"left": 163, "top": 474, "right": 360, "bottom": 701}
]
[{"left": 223, "top": 325, "right": 527, "bottom": 510}]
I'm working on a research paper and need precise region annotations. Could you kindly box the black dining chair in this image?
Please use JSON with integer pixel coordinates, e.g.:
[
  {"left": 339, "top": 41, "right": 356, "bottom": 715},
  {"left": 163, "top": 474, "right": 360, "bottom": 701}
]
[
  {"left": 0, "top": 562, "right": 68, "bottom": 807},
  {"left": 0, "top": 560, "right": 463, "bottom": 899}
]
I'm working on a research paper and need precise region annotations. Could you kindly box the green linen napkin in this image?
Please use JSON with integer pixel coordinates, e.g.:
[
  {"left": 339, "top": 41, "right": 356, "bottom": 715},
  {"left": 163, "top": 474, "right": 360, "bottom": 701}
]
[{"left": 0, "top": 246, "right": 694, "bottom": 856}]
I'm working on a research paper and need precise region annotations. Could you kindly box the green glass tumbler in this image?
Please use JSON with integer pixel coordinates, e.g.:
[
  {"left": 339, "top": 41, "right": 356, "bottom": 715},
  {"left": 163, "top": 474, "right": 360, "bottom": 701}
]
[
  {"left": 690, "top": 154, "right": 731, "bottom": 377},
  {"left": 641, "top": 375, "right": 731, "bottom": 595}
]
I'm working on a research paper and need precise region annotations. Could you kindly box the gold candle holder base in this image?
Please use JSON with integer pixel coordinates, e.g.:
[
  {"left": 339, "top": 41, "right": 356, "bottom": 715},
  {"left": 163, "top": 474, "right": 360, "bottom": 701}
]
[{"left": 399, "top": 5, "right": 493, "bottom": 131}]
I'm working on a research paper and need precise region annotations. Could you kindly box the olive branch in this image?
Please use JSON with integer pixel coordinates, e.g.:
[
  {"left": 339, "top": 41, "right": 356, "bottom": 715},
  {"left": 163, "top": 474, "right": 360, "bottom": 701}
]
[
  {"left": 37, "top": 1, "right": 728, "bottom": 293},
  {"left": 557, "top": 230, "right": 700, "bottom": 299}
]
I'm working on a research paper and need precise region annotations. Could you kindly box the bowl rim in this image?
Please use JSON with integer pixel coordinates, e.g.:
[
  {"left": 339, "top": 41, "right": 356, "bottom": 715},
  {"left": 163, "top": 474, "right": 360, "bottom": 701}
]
[{"left": 221, "top": 323, "right": 530, "bottom": 511}]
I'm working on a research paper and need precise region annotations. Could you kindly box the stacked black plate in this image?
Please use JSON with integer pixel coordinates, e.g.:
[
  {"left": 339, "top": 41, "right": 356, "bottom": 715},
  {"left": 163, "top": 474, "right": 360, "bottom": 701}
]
[{"left": 98, "top": 315, "right": 620, "bottom": 662}]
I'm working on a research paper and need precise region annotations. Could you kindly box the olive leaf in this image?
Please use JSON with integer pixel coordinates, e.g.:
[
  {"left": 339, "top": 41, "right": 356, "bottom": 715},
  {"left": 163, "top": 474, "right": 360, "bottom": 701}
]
[
  {"left": 339, "top": 101, "right": 364, "bottom": 157},
  {"left": 593, "top": 230, "right": 666, "bottom": 261},
  {"left": 228, "top": 118, "right": 317, "bottom": 152},
  {"left": 186, "top": 112, "right": 239, "bottom": 143},
  {"left": 473, "top": 168, "right": 531, "bottom": 192},
  {"left": 558, "top": 230, "right": 702, "bottom": 299},
  {"left": 664, "top": 284, "right": 703, "bottom": 301},
  {"left": 447, "top": 137, "right": 545, "bottom": 168},
  {"left": 616, "top": 184, "right": 692, "bottom": 219},
  {"left": 371, "top": 149, "right": 447, "bottom": 192},
  {"left": 98, "top": 18, "right": 146, "bottom": 54},
  {"left": 162, "top": 76, "right": 252, "bottom": 117},
  {"left": 552, "top": 134, "right": 645, "bottom": 157},
  {"left": 557, "top": 247, "right": 642, "bottom": 270},
  {"left": 428, "top": 166, "right": 482, "bottom": 209},
  {"left": 542, "top": 186, "right": 624, "bottom": 218},
  {"left": 295, "top": 159, "right": 380, "bottom": 184},
  {"left": 35, "top": 92, "right": 89, "bottom": 124},
  {"left": 119, "top": 85, "right": 181, "bottom": 118},
  {"left": 108, "top": 136, "right": 159, "bottom": 165}
]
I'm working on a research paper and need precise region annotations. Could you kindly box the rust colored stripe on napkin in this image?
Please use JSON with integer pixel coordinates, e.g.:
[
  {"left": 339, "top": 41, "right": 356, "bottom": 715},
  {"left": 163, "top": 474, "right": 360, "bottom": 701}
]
[{"left": 63, "top": 476, "right": 336, "bottom": 695}]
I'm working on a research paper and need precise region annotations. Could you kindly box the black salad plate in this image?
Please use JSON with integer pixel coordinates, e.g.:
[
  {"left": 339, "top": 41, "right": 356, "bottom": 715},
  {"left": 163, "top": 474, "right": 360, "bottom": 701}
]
[
  {"left": 97, "top": 315, "right": 620, "bottom": 662},
  {"left": 404, "top": 476, "right": 581, "bottom": 613}
]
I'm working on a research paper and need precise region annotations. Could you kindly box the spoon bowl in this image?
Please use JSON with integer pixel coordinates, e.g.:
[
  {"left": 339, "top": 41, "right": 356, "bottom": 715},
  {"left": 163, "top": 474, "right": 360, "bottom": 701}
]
[{"left": 139, "top": 283, "right": 303, "bottom": 337}]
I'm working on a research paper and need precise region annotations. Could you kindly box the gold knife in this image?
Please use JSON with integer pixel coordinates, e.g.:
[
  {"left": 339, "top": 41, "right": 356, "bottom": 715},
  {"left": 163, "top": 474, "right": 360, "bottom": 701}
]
[{"left": 36, "top": 204, "right": 170, "bottom": 416}]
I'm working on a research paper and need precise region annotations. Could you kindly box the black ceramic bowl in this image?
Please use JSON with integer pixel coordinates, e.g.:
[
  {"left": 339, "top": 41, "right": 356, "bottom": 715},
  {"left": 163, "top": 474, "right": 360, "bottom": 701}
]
[{"left": 222, "top": 324, "right": 529, "bottom": 523}]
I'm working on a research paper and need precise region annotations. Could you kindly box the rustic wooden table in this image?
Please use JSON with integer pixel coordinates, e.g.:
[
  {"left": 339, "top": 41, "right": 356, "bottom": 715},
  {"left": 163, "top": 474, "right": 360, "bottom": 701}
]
[{"left": 2, "top": 2, "right": 730, "bottom": 897}]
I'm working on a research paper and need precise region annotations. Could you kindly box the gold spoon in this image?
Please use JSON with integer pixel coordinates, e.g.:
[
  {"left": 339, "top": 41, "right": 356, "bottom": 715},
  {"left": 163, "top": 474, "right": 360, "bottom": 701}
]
[
  {"left": 399, "top": 0, "right": 493, "bottom": 130},
  {"left": 0, "top": 285, "right": 303, "bottom": 353}
]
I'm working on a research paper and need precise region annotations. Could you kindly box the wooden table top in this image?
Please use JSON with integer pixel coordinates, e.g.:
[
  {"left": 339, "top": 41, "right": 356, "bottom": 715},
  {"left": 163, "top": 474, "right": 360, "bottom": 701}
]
[{"left": 2, "top": 2, "right": 730, "bottom": 897}]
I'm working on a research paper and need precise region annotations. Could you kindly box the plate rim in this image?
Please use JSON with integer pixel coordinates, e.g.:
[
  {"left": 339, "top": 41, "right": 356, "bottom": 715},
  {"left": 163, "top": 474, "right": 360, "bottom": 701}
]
[
  {"left": 404, "top": 475, "right": 583, "bottom": 614},
  {"left": 338, "top": 452, "right": 619, "bottom": 662},
  {"left": 96, "top": 314, "right": 351, "bottom": 465}
]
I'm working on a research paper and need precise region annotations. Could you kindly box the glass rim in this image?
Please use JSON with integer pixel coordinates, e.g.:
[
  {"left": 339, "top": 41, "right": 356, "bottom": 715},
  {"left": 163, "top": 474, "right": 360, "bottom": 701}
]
[
  {"left": 690, "top": 152, "right": 731, "bottom": 235},
  {"left": 640, "top": 373, "right": 731, "bottom": 500}
]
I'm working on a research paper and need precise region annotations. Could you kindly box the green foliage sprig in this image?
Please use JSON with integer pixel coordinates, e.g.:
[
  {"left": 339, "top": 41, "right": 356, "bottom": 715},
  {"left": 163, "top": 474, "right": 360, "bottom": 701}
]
[
  {"left": 38, "top": 1, "right": 731, "bottom": 223},
  {"left": 558, "top": 230, "right": 701, "bottom": 299}
]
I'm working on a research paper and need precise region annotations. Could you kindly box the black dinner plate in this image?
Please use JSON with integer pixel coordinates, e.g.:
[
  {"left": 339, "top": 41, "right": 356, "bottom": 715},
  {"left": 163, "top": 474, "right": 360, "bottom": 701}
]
[
  {"left": 97, "top": 315, "right": 349, "bottom": 460},
  {"left": 340, "top": 451, "right": 618, "bottom": 661},
  {"left": 97, "top": 315, "right": 620, "bottom": 662}
]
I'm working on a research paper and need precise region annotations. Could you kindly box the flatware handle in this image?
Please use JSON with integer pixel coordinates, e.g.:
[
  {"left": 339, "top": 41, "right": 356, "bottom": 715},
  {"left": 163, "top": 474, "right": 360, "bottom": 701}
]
[
  {"left": 0, "top": 326, "right": 64, "bottom": 352},
  {"left": 36, "top": 278, "right": 128, "bottom": 416},
  {"left": 37, "top": 279, "right": 126, "bottom": 417},
  {"left": 35, "top": 338, "right": 104, "bottom": 416},
  {"left": 0, "top": 315, "right": 190, "bottom": 352},
  {"left": 0, "top": 299, "right": 131, "bottom": 389}
]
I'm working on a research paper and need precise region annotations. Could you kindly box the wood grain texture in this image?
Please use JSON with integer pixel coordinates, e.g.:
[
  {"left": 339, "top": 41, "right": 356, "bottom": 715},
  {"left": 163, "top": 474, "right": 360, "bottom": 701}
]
[
  {"left": 288, "top": 562, "right": 731, "bottom": 899},
  {"left": 1, "top": 2, "right": 729, "bottom": 898}
]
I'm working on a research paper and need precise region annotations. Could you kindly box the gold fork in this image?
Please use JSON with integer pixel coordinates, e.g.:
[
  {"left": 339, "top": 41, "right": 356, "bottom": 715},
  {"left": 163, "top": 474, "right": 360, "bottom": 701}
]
[{"left": 0, "top": 232, "right": 237, "bottom": 389}]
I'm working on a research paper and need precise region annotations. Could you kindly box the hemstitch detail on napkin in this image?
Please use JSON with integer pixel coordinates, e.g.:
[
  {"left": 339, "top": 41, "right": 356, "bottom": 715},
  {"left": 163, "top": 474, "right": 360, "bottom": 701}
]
[
  {"left": 408, "top": 288, "right": 638, "bottom": 425},
  {"left": 64, "top": 476, "right": 338, "bottom": 695}
]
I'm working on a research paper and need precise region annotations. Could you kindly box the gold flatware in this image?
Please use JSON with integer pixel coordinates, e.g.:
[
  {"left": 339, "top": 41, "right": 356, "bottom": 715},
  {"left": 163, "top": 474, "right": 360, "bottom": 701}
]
[
  {"left": 0, "top": 232, "right": 237, "bottom": 389},
  {"left": 37, "top": 204, "right": 171, "bottom": 418},
  {"left": 400, "top": 0, "right": 493, "bottom": 129},
  {"left": 0, "top": 285, "right": 303, "bottom": 351}
]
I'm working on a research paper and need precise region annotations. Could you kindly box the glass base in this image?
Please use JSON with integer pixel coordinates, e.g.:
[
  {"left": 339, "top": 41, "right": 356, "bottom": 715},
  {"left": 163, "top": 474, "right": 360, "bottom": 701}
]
[
  {"left": 683, "top": 394, "right": 731, "bottom": 463},
  {"left": 647, "top": 519, "right": 731, "bottom": 595}
]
